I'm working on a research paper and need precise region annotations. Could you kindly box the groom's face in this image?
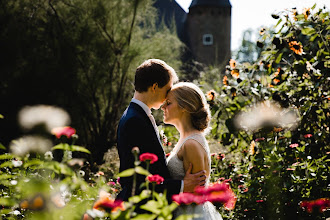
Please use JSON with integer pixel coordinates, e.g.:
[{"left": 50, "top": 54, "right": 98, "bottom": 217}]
[{"left": 152, "top": 80, "right": 173, "bottom": 110}]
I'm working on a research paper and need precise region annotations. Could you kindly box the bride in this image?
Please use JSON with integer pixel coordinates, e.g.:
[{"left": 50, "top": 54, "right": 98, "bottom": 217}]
[{"left": 161, "top": 82, "right": 222, "bottom": 220}]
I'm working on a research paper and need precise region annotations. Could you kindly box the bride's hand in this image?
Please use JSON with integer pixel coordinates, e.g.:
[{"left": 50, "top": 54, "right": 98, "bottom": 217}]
[{"left": 183, "top": 163, "right": 206, "bottom": 192}]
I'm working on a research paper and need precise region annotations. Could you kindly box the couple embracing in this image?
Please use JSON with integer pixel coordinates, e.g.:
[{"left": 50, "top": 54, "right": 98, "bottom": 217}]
[{"left": 116, "top": 59, "right": 222, "bottom": 219}]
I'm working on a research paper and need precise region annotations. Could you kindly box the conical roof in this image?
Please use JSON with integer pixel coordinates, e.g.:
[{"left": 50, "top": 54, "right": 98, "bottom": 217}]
[{"left": 189, "top": 0, "right": 231, "bottom": 9}]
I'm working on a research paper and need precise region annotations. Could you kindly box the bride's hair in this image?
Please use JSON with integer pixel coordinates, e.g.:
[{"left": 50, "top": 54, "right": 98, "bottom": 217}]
[{"left": 171, "top": 82, "right": 210, "bottom": 131}]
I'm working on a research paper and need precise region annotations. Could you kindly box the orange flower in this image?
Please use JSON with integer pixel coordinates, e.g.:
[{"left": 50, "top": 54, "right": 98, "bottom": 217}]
[
  {"left": 292, "top": 8, "right": 298, "bottom": 21},
  {"left": 273, "top": 79, "right": 280, "bottom": 85},
  {"left": 223, "top": 75, "right": 228, "bottom": 85},
  {"left": 206, "top": 90, "right": 216, "bottom": 101},
  {"left": 288, "top": 41, "right": 303, "bottom": 55},
  {"left": 249, "top": 141, "right": 255, "bottom": 155},
  {"left": 229, "top": 59, "right": 236, "bottom": 68},
  {"left": 93, "top": 192, "right": 125, "bottom": 212},
  {"left": 303, "top": 8, "right": 310, "bottom": 20},
  {"left": 231, "top": 69, "right": 239, "bottom": 79},
  {"left": 259, "top": 28, "right": 266, "bottom": 35}
]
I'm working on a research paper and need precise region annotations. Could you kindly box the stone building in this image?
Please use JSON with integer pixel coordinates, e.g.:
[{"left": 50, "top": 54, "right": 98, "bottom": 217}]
[{"left": 154, "top": 0, "right": 232, "bottom": 66}]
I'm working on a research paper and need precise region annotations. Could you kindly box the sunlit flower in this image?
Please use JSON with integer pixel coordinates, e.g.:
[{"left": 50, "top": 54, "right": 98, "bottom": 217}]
[
  {"left": 231, "top": 69, "right": 240, "bottom": 79},
  {"left": 12, "top": 159, "right": 23, "bottom": 167},
  {"left": 20, "top": 195, "right": 46, "bottom": 210},
  {"left": 303, "top": 8, "right": 311, "bottom": 20},
  {"left": 234, "top": 100, "right": 299, "bottom": 132},
  {"left": 146, "top": 174, "right": 164, "bottom": 185},
  {"left": 292, "top": 8, "right": 298, "bottom": 21},
  {"left": 286, "top": 168, "right": 295, "bottom": 171},
  {"left": 18, "top": 105, "right": 70, "bottom": 133},
  {"left": 288, "top": 41, "right": 303, "bottom": 55},
  {"left": 223, "top": 75, "right": 228, "bottom": 85},
  {"left": 217, "top": 153, "right": 225, "bottom": 160},
  {"left": 95, "top": 171, "right": 105, "bottom": 176},
  {"left": 249, "top": 141, "right": 255, "bottom": 155},
  {"left": 229, "top": 59, "right": 236, "bottom": 68},
  {"left": 51, "top": 126, "right": 76, "bottom": 139},
  {"left": 139, "top": 153, "right": 158, "bottom": 164},
  {"left": 10, "top": 135, "right": 53, "bottom": 156},
  {"left": 165, "top": 152, "right": 171, "bottom": 157},
  {"left": 206, "top": 90, "right": 216, "bottom": 101},
  {"left": 255, "top": 137, "right": 265, "bottom": 142},
  {"left": 259, "top": 28, "right": 266, "bottom": 35},
  {"left": 304, "top": 134, "right": 313, "bottom": 138},
  {"left": 273, "top": 78, "right": 280, "bottom": 85},
  {"left": 131, "top": 146, "right": 140, "bottom": 154},
  {"left": 256, "top": 199, "right": 264, "bottom": 203},
  {"left": 289, "top": 143, "right": 299, "bottom": 148},
  {"left": 44, "top": 151, "right": 53, "bottom": 161},
  {"left": 67, "top": 158, "right": 85, "bottom": 167}
]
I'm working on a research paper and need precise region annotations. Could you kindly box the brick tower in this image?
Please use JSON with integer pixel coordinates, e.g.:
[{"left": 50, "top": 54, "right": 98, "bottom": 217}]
[{"left": 185, "top": 0, "right": 232, "bottom": 66}]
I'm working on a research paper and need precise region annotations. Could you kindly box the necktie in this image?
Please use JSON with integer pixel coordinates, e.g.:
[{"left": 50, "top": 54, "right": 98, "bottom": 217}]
[{"left": 148, "top": 114, "right": 161, "bottom": 143}]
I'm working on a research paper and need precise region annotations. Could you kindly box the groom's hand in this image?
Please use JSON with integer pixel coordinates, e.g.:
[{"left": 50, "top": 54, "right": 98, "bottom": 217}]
[{"left": 183, "top": 163, "right": 206, "bottom": 192}]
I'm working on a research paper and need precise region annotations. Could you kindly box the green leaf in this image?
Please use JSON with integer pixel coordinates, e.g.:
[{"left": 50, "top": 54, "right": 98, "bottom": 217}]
[
  {"left": 161, "top": 203, "right": 177, "bottom": 216},
  {"left": 140, "top": 200, "right": 161, "bottom": 214},
  {"left": 135, "top": 166, "right": 150, "bottom": 176},
  {"left": 117, "top": 168, "right": 135, "bottom": 177},
  {"left": 0, "top": 114, "right": 3, "bottom": 119},
  {"left": 301, "top": 27, "right": 316, "bottom": 35},
  {"left": 0, "top": 154, "right": 14, "bottom": 160},
  {"left": 23, "top": 159, "right": 43, "bottom": 168},
  {"left": 0, "top": 174, "right": 15, "bottom": 180},
  {"left": 131, "top": 214, "right": 157, "bottom": 220},
  {"left": 42, "top": 161, "right": 74, "bottom": 176},
  {"left": 0, "top": 143, "right": 6, "bottom": 150},
  {"left": 326, "top": 25, "right": 330, "bottom": 30},
  {"left": 0, "top": 161, "right": 13, "bottom": 168},
  {"left": 0, "top": 198, "right": 15, "bottom": 206},
  {"left": 275, "top": 52, "right": 283, "bottom": 64},
  {"left": 52, "top": 144, "right": 90, "bottom": 154}
]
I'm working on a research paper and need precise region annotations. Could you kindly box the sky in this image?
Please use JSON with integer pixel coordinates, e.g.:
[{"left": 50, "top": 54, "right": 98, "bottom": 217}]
[{"left": 175, "top": 0, "right": 330, "bottom": 51}]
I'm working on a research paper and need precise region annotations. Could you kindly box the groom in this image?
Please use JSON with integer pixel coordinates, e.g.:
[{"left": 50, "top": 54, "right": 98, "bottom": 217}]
[{"left": 116, "top": 59, "right": 206, "bottom": 202}]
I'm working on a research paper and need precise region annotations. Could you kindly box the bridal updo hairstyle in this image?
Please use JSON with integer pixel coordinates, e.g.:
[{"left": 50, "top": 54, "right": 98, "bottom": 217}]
[
  {"left": 134, "top": 59, "right": 178, "bottom": 92},
  {"left": 171, "top": 82, "right": 210, "bottom": 131}
]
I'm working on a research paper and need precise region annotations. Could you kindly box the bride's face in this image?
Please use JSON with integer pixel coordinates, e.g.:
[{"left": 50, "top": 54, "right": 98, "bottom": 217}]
[{"left": 161, "top": 92, "right": 183, "bottom": 125}]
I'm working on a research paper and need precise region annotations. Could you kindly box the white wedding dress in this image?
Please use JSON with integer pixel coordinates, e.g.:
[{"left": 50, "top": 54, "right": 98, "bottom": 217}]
[{"left": 167, "top": 133, "right": 223, "bottom": 220}]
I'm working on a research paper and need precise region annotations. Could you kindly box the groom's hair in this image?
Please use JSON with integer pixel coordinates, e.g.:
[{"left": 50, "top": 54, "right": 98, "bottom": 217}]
[{"left": 134, "top": 59, "right": 178, "bottom": 92}]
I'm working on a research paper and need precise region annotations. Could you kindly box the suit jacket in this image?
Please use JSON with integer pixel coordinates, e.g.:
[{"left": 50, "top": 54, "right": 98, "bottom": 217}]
[{"left": 116, "top": 102, "right": 181, "bottom": 202}]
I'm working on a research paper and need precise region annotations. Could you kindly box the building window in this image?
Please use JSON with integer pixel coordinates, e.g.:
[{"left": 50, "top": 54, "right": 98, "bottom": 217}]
[{"left": 203, "top": 34, "right": 213, "bottom": 45}]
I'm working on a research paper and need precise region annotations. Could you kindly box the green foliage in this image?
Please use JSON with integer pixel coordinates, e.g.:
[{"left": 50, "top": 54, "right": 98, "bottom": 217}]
[{"left": 197, "top": 4, "right": 330, "bottom": 219}]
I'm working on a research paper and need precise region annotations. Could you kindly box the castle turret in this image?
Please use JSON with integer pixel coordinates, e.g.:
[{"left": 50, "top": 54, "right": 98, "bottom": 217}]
[{"left": 185, "top": 0, "right": 231, "bottom": 66}]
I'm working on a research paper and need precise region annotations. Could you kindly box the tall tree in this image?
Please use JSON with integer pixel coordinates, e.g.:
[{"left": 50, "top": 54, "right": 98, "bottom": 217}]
[{"left": 0, "top": 0, "right": 184, "bottom": 164}]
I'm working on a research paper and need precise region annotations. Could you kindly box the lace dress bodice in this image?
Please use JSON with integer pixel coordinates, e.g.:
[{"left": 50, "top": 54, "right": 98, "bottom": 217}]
[
  {"left": 167, "top": 133, "right": 211, "bottom": 185},
  {"left": 166, "top": 133, "right": 222, "bottom": 220}
]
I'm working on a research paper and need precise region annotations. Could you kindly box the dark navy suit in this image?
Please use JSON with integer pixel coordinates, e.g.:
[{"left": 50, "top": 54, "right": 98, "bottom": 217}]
[{"left": 116, "top": 102, "right": 181, "bottom": 202}]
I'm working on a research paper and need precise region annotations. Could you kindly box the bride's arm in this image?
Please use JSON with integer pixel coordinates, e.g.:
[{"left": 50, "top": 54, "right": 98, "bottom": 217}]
[{"left": 179, "top": 139, "right": 208, "bottom": 174}]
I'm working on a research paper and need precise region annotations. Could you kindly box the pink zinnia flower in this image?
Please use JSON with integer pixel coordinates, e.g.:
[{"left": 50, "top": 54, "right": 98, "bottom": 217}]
[
  {"left": 304, "top": 134, "right": 313, "bottom": 138},
  {"left": 139, "top": 153, "right": 158, "bottom": 164},
  {"left": 255, "top": 137, "right": 265, "bottom": 142},
  {"left": 289, "top": 143, "right": 299, "bottom": 148},
  {"left": 256, "top": 200, "right": 264, "bottom": 203},
  {"left": 172, "top": 193, "right": 206, "bottom": 205},
  {"left": 146, "top": 174, "right": 164, "bottom": 185},
  {"left": 51, "top": 126, "right": 76, "bottom": 139}
]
